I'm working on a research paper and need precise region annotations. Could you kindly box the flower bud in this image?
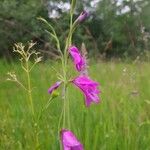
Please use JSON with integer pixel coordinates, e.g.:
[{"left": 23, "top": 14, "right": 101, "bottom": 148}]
[{"left": 76, "top": 11, "right": 89, "bottom": 23}]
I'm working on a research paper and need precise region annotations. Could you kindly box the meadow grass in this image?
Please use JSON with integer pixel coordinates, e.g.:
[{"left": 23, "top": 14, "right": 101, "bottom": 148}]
[{"left": 0, "top": 59, "right": 150, "bottom": 150}]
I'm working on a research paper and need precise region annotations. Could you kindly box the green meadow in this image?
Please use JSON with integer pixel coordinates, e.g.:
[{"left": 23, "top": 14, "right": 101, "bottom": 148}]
[{"left": 0, "top": 59, "right": 150, "bottom": 150}]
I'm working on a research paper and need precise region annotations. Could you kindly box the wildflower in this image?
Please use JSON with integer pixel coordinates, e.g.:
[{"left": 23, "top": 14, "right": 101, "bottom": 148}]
[
  {"left": 69, "top": 46, "right": 85, "bottom": 72},
  {"left": 61, "top": 129, "right": 84, "bottom": 150},
  {"left": 76, "top": 11, "right": 89, "bottom": 23},
  {"left": 72, "top": 76, "right": 100, "bottom": 107},
  {"left": 48, "top": 81, "right": 62, "bottom": 94}
]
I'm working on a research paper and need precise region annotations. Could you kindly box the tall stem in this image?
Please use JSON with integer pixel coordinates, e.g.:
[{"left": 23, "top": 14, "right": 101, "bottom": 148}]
[
  {"left": 62, "top": 83, "right": 70, "bottom": 129},
  {"left": 61, "top": 0, "right": 75, "bottom": 129},
  {"left": 62, "top": 55, "right": 70, "bottom": 128},
  {"left": 59, "top": 0, "right": 76, "bottom": 149},
  {"left": 26, "top": 61, "right": 35, "bottom": 117},
  {"left": 26, "top": 61, "right": 40, "bottom": 149}
]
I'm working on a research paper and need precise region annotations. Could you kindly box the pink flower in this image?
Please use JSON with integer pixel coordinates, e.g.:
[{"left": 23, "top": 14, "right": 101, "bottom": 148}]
[
  {"left": 69, "top": 46, "right": 85, "bottom": 72},
  {"left": 61, "top": 129, "right": 84, "bottom": 150},
  {"left": 77, "top": 11, "right": 89, "bottom": 23},
  {"left": 48, "top": 81, "right": 62, "bottom": 94},
  {"left": 72, "top": 76, "right": 100, "bottom": 107}
]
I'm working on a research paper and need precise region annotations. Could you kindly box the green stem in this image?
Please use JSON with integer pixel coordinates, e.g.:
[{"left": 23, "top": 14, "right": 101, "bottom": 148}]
[
  {"left": 26, "top": 61, "right": 40, "bottom": 149},
  {"left": 26, "top": 61, "right": 35, "bottom": 117},
  {"left": 61, "top": 0, "right": 76, "bottom": 131},
  {"left": 62, "top": 83, "right": 67, "bottom": 128},
  {"left": 66, "top": 88, "right": 70, "bottom": 129},
  {"left": 37, "top": 97, "right": 53, "bottom": 121},
  {"left": 59, "top": 1, "right": 76, "bottom": 149}
]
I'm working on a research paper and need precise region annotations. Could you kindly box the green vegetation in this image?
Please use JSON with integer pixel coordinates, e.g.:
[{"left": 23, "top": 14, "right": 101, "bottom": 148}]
[
  {"left": 0, "top": 60, "right": 149, "bottom": 149},
  {"left": 0, "top": 0, "right": 150, "bottom": 149}
]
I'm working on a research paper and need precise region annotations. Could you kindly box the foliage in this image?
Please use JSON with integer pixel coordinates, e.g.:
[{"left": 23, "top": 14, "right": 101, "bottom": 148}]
[
  {"left": 91, "top": 0, "right": 150, "bottom": 57},
  {"left": 0, "top": 0, "right": 48, "bottom": 59}
]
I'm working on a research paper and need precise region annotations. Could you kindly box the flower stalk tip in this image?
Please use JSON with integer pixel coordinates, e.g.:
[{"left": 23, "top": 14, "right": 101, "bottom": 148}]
[{"left": 76, "top": 11, "right": 89, "bottom": 23}]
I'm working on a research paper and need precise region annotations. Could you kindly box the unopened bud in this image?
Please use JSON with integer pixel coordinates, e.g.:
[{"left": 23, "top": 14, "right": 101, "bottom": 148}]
[
  {"left": 51, "top": 90, "right": 59, "bottom": 98},
  {"left": 76, "top": 11, "right": 89, "bottom": 23}
]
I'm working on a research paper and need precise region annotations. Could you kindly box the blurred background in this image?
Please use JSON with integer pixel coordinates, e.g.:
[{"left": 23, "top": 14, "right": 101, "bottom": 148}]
[{"left": 0, "top": 0, "right": 150, "bottom": 61}]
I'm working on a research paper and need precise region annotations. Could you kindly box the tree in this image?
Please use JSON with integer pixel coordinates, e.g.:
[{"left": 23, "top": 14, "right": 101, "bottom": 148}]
[{"left": 0, "top": 0, "right": 48, "bottom": 59}]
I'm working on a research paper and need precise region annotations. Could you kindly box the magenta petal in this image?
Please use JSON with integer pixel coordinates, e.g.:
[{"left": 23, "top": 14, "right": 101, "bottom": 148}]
[
  {"left": 61, "top": 129, "right": 84, "bottom": 150},
  {"left": 69, "top": 46, "right": 85, "bottom": 72},
  {"left": 72, "top": 76, "right": 100, "bottom": 107},
  {"left": 48, "top": 81, "right": 61, "bottom": 94}
]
